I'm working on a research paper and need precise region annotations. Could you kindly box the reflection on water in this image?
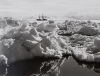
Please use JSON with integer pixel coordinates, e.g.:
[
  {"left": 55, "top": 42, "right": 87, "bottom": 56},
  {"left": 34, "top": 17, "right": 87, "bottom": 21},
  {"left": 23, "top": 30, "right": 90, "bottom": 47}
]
[
  {"left": 1, "top": 56, "right": 100, "bottom": 76},
  {"left": 7, "top": 57, "right": 67, "bottom": 76},
  {"left": 73, "top": 56, "right": 100, "bottom": 73},
  {"left": 60, "top": 57, "right": 100, "bottom": 76}
]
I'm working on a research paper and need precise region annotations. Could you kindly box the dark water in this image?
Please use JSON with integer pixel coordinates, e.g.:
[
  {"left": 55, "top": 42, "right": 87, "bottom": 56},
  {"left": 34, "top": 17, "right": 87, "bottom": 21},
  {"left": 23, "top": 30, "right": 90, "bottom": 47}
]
[
  {"left": 60, "top": 57, "right": 100, "bottom": 76},
  {"left": 0, "top": 56, "right": 100, "bottom": 76}
]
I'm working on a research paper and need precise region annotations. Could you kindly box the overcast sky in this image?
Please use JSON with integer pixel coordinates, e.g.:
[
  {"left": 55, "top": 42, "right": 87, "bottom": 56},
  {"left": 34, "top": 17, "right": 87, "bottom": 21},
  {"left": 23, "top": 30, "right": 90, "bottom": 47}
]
[{"left": 0, "top": 0, "right": 100, "bottom": 17}]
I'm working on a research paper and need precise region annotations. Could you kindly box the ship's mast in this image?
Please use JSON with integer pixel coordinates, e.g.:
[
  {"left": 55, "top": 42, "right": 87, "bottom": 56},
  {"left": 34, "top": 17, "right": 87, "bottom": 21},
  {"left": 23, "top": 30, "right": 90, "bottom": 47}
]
[
  {"left": 42, "top": 14, "right": 44, "bottom": 19},
  {"left": 38, "top": 15, "right": 41, "bottom": 19}
]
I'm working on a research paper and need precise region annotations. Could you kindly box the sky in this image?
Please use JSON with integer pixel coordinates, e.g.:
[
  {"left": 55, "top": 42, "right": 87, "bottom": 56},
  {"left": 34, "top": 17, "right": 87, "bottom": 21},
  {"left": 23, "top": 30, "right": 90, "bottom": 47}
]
[{"left": 0, "top": 0, "right": 100, "bottom": 17}]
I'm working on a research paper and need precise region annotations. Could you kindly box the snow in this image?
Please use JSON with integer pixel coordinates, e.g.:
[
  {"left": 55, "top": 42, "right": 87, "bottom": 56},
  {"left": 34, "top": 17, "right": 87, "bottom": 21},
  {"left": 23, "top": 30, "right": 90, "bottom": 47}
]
[
  {"left": 0, "top": 18, "right": 100, "bottom": 64},
  {"left": 0, "top": 19, "right": 68, "bottom": 64}
]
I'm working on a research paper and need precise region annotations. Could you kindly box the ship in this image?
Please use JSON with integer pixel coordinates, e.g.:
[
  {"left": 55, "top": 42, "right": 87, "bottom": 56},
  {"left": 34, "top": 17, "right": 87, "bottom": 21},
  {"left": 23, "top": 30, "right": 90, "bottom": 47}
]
[{"left": 36, "top": 14, "right": 47, "bottom": 21}]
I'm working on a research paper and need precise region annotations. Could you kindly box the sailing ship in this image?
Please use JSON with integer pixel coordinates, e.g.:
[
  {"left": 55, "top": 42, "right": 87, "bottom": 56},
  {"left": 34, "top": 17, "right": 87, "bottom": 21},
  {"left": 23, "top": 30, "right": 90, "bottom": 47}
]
[{"left": 36, "top": 14, "right": 47, "bottom": 21}]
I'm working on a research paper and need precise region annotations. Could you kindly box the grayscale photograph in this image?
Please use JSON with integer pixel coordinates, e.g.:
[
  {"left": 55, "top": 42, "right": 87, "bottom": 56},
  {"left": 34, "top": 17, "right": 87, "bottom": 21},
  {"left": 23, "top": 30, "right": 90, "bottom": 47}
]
[{"left": 0, "top": 0, "right": 100, "bottom": 76}]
